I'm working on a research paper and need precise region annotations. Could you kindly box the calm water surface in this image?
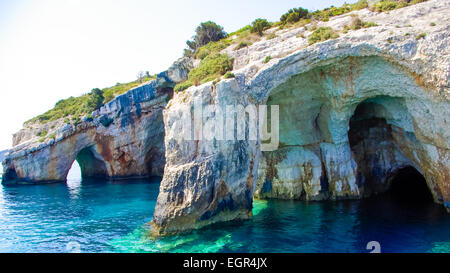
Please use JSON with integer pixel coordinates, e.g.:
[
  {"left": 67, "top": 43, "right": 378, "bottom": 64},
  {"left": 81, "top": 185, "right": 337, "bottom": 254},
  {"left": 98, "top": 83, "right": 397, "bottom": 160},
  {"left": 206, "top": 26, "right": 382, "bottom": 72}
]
[{"left": 0, "top": 163, "right": 449, "bottom": 253}]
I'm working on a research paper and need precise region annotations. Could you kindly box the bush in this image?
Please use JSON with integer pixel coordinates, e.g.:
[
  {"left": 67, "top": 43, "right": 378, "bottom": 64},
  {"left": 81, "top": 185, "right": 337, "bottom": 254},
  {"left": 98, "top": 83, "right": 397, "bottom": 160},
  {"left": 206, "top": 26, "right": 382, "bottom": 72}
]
[
  {"left": 352, "top": 0, "right": 369, "bottom": 10},
  {"left": 266, "top": 33, "right": 277, "bottom": 40},
  {"left": 223, "top": 72, "right": 235, "bottom": 79},
  {"left": 348, "top": 16, "right": 378, "bottom": 30},
  {"left": 264, "top": 56, "right": 271, "bottom": 63},
  {"left": 174, "top": 81, "right": 193, "bottom": 92},
  {"left": 250, "top": 18, "right": 272, "bottom": 36},
  {"left": 36, "top": 130, "right": 48, "bottom": 137},
  {"left": 373, "top": 1, "right": 408, "bottom": 12},
  {"left": 234, "top": 41, "right": 252, "bottom": 50},
  {"left": 188, "top": 54, "right": 233, "bottom": 85},
  {"left": 416, "top": 33, "right": 426, "bottom": 40},
  {"left": 194, "top": 39, "right": 231, "bottom": 60},
  {"left": 280, "top": 7, "right": 309, "bottom": 25},
  {"left": 85, "top": 114, "right": 93, "bottom": 122},
  {"left": 186, "top": 21, "right": 227, "bottom": 53},
  {"left": 308, "top": 27, "right": 339, "bottom": 45},
  {"left": 86, "top": 88, "right": 104, "bottom": 112},
  {"left": 228, "top": 25, "right": 251, "bottom": 37}
]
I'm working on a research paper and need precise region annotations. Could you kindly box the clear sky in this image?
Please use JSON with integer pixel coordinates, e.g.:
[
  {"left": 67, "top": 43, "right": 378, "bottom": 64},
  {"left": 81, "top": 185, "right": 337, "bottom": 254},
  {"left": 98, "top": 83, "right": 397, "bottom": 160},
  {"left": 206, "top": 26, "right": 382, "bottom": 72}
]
[{"left": 0, "top": 0, "right": 356, "bottom": 150}]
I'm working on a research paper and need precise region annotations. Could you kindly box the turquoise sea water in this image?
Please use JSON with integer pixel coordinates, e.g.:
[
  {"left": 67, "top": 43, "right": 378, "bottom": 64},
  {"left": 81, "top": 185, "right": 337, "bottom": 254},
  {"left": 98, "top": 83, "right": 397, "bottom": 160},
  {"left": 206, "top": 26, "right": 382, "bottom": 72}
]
[{"left": 0, "top": 163, "right": 449, "bottom": 253}]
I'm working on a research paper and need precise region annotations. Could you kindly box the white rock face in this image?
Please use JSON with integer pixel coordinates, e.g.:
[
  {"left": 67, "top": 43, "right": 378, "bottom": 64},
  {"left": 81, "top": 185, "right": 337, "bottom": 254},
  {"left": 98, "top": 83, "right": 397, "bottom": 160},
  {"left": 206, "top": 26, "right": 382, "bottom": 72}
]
[
  {"left": 2, "top": 81, "right": 171, "bottom": 183},
  {"left": 152, "top": 0, "right": 450, "bottom": 235}
]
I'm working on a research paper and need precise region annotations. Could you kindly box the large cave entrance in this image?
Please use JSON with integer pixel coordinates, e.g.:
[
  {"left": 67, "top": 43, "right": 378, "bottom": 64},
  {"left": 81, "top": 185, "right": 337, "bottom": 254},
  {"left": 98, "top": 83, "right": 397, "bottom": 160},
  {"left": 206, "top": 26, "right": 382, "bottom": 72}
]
[{"left": 348, "top": 98, "right": 433, "bottom": 203}]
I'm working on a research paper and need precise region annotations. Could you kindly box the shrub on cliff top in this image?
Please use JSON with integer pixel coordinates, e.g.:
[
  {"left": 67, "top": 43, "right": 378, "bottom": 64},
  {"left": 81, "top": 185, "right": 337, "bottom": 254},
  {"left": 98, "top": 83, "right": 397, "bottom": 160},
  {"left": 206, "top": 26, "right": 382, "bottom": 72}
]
[
  {"left": 308, "top": 27, "right": 339, "bottom": 45},
  {"left": 26, "top": 75, "right": 156, "bottom": 125},
  {"left": 174, "top": 80, "right": 193, "bottom": 92},
  {"left": 194, "top": 39, "right": 232, "bottom": 60},
  {"left": 373, "top": 0, "right": 408, "bottom": 12},
  {"left": 186, "top": 21, "right": 227, "bottom": 53},
  {"left": 86, "top": 88, "right": 104, "bottom": 112},
  {"left": 188, "top": 54, "right": 233, "bottom": 85},
  {"left": 280, "top": 7, "right": 309, "bottom": 25},
  {"left": 250, "top": 18, "right": 272, "bottom": 36}
]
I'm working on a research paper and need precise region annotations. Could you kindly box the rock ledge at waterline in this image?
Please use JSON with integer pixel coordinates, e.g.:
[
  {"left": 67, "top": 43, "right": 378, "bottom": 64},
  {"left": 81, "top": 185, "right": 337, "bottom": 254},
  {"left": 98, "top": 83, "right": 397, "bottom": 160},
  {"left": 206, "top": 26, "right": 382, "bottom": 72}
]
[{"left": 3, "top": 0, "right": 450, "bottom": 236}]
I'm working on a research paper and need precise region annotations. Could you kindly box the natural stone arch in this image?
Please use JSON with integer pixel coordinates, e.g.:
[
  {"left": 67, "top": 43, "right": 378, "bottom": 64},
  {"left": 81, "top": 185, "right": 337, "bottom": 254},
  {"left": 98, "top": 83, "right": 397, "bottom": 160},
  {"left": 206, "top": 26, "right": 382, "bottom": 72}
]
[{"left": 65, "top": 146, "right": 110, "bottom": 180}]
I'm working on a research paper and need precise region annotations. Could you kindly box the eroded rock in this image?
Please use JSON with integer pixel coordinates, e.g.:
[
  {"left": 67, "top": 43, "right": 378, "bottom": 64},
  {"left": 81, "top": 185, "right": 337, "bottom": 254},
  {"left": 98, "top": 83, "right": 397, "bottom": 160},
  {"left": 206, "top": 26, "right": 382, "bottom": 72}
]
[{"left": 152, "top": 0, "right": 450, "bottom": 235}]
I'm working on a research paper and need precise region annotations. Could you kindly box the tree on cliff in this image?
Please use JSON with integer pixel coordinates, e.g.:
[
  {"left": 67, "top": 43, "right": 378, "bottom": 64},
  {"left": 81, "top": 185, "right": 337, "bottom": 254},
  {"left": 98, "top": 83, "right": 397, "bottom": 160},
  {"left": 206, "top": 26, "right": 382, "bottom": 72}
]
[
  {"left": 86, "top": 88, "right": 104, "bottom": 111},
  {"left": 186, "top": 21, "right": 227, "bottom": 53},
  {"left": 280, "top": 7, "right": 309, "bottom": 24},
  {"left": 250, "top": 18, "right": 272, "bottom": 36}
]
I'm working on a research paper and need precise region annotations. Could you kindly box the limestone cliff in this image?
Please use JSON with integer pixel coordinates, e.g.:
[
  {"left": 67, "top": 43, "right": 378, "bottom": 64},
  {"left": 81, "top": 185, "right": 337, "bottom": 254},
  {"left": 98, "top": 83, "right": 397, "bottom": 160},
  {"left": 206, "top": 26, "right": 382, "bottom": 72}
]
[
  {"left": 2, "top": 0, "right": 449, "bottom": 236},
  {"left": 152, "top": 0, "right": 450, "bottom": 235},
  {"left": 0, "top": 150, "right": 6, "bottom": 164},
  {"left": 1, "top": 69, "right": 182, "bottom": 183}
]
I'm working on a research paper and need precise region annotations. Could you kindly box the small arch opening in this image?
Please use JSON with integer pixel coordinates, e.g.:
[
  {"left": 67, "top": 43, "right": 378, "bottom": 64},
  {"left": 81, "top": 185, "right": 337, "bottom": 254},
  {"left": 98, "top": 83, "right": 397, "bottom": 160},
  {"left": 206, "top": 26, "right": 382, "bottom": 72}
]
[
  {"left": 65, "top": 147, "right": 108, "bottom": 183},
  {"left": 387, "top": 166, "right": 433, "bottom": 203},
  {"left": 67, "top": 161, "right": 82, "bottom": 182}
]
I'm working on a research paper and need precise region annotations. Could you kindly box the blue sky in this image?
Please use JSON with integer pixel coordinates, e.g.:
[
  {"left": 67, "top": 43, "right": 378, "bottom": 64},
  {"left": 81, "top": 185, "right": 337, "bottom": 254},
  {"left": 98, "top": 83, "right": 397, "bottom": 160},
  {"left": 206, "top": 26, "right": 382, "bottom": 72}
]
[{"left": 0, "top": 0, "right": 356, "bottom": 150}]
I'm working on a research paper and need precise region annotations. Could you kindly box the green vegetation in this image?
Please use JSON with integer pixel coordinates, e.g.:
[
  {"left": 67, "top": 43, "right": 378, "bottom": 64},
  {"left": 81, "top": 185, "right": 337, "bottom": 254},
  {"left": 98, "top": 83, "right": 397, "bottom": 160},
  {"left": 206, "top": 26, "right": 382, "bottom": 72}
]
[
  {"left": 27, "top": 75, "right": 155, "bottom": 125},
  {"left": 174, "top": 81, "right": 193, "bottom": 92},
  {"left": 264, "top": 56, "right": 271, "bottom": 63},
  {"left": 223, "top": 72, "right": 235, "bottom": 79},
  {"left": 87, "top": 88, "right": 104, "bottom": 111},
  {"left": 416, "top": 33, "right": 426, "bottom": 40},
  {"left": 188, "top": 54, "right": 233, "bottom": 85},
  {"left": 308, "top": 27, "right": 339, "bottom": 45},
  {"left": 194, "top": 39, "right": 232, "bottom": 60},
  {"left": 228, "top": 25, "right": 252, "bottom": 37},
  {"left": 102, "top": 76, "right": 154, "bottom": 103},
  {"left": 278, "top": 1, "right": 368, "bottom": 26},
  {"left": 36, "top": 130, "right": 48, "bottom": 137},
  {"left": 48, "top": 133, "right": 56, "bottom": 140},
  {"left": 234, "top": 41, "right": 252, "bottom": 50},
  {"left": 250, "top": 19, "right": 272, "bottom": 36},
  {"left": 280, "top": 7, "right": 309, "bottom": 25},
  {"left": 430, "top": 22, "right": 436, "bottom": 26},
  {"left": 343, "top": 16, "right": 377, "bottom": 33},
  {"left": 186, "top": 21, "right": 227, "bottom": 54},
  {"left": 373, "top": 0, "right": 407, "bottom": 11},
  {"left": 174, "top": 53, "right": 233, "bottom": 91},
  {"left": 266, "top": 33, "right": 277, "bottom": 40},
  {"left": 373, "top": 0, "right": 427, "bottom": 12},
  {"left": 29, "top": 0, "right": 431, "bottom": 125}
]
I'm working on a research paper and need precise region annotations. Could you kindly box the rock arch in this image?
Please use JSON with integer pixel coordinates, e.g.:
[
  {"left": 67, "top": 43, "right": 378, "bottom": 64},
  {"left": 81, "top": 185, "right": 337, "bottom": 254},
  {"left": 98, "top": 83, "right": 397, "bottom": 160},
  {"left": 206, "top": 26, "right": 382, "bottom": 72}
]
[
  {"left": 65, "top": 146, "right": 110, "bottom": 180},
  {"left": 2, "top": 79, "right": 169, "bottom": 184}
]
